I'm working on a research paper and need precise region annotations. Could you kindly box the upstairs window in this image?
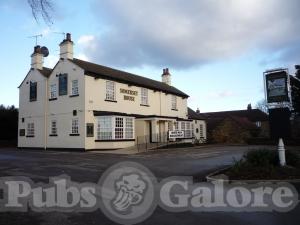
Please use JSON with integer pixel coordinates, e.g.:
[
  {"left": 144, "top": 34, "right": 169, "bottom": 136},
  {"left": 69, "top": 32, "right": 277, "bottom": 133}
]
[
  {"left": 27, "top": 123, "right": 34, "bottom": 136},
  {"left": 171, "top": 95, "right": 177, "bottom": 110},
  {"left": 59, "top": 73, "right": 68, "bottom": 96},
  {"left": 50, "top": 84, "right": 57, "bottom": 99},
  {"left": 106, "top": 81, "right": 116, "bottom": 101},
  {"left": 71, "top": 80, "right": 79, "bottom": 96},
  {"left": 29, "top": 81, "right": 37, "bottom": 102},
  {"left": 141, "top": 88, "right": 148, "bottom": 105}
]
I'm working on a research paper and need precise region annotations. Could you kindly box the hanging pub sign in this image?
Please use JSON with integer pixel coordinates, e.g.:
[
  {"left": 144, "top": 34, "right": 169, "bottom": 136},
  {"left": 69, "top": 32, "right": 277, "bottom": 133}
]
[{"left": 264, "top": 69, "right": 290, "bottom": 104}]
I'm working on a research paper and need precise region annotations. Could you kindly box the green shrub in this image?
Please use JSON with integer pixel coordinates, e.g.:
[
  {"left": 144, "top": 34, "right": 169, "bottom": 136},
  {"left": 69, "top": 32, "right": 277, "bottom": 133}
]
[{"left": 241, "top": 149, "right": 300, "bottom": 168}]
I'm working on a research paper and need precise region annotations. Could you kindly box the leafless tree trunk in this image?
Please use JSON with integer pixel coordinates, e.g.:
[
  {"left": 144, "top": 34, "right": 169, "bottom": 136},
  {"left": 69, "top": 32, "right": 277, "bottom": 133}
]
[{"left": 27, "top": 0, "right": 54, "bottom": 25}]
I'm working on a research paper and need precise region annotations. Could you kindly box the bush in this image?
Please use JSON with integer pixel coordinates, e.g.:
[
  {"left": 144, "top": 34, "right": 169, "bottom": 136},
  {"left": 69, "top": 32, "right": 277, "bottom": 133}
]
[{"left": 240, "top": 149, "right": 299, "bottom": 168}]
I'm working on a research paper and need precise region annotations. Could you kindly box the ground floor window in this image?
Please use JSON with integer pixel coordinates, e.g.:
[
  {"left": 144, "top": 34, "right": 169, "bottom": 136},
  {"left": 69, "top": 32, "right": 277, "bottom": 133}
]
[
  {"left": 199, "top": 124, "right": 204, "bottom": 137},
  {"left": 179, "top": 121, "right": 193, "bottom": 138},
  {"left": 96, "top": 116, "right": 134, "bottom": 140},
  {"left": 71, "top": 118, "right": 79, "bottom": 134},
  {"left": 27, "top": 123, "right": 34, "bottom": 136},
  {"left": 51, "top": 120, "right": 57, "bottom": 135}
]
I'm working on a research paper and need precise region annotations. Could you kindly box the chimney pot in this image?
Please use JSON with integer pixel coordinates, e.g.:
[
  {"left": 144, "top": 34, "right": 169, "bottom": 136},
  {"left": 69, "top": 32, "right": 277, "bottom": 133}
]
[
  {"left": 166, "top": 68, "right": 169, "bottom": 74},
  {"left": 66, "top": 33, "right": 71, "bottom": 41}
]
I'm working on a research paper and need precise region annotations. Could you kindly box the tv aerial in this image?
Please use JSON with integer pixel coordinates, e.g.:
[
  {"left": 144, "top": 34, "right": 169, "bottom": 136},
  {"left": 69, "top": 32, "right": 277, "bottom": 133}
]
[{"left": 28, "top": 34, "right": 43, "bottom": 45}]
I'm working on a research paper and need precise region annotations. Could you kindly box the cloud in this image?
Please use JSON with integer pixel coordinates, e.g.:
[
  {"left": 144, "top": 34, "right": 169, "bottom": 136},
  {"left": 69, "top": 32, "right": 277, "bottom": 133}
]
[
  {"left": 81, "top": 0, "right": 300, "bottom": 69},
  {"left": 207, "top": 90, "right": 235, "bottom": 99}
]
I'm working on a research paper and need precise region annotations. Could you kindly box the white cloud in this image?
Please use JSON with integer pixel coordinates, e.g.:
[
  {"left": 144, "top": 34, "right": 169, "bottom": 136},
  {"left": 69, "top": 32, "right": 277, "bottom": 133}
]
[
  {"left": 44, "top": 54, "right": 58, "bottom": 68},
  {"left": 207, "top": 90, "right": 235, "bottom": 99},
  {"left": 85, "top": 0, "right": 300, "bottom": 68},
  {"left": 75, "top": 53, "right": 89, "bottom": 61}
]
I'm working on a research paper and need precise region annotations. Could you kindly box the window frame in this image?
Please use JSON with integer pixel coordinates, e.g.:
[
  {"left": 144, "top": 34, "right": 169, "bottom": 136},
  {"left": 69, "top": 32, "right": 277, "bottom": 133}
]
[
  {"left": 50, "top": 120, "right": 57, "bottom": 136},
  {"left": 141, "top": 88, "right": 149, "bottom": 106},
  {"left": 105, "top": 81, "right": 116, "bottom": 101},
  {"left": 26, "top": 122, "right": 34, "bottom": 137},
  {"left": 50, "top": 83, "right": 57, "bottom": 99},
  {"left": 96, "top": 116, "right": 134, "bottom": 141},
  {"left": 71, "top": 79, "right": 79, "bottom": 96},
  {"left": 171, "top": 95, "right": 177, "bottom": 110},
  {"left": 59, "top": 73, "right": 68, "bottom": 96},
  {"left": 71, "top": 118, "right": 79, "bottom": 135},
  {"left": 29, "top": 81, "right": 37, "bottom": 102}
]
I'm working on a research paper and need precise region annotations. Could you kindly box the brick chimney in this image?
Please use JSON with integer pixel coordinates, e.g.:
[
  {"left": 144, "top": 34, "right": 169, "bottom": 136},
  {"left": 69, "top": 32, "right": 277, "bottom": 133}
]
[
  {"left": 162, "top": 68, "right": 171, "bottom": 85},
  {"left": 59, "top": 33, "right": 73, "bottom": 59},
  {"left": 31, "top": 45, "right": 43, "bottom": 70}
]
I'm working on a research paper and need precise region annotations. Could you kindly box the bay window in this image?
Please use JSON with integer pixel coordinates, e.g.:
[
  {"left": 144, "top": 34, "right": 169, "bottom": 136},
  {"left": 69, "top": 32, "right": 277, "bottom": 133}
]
[{"left": 96, "top": 116, "right": 134, "bottom": 140}]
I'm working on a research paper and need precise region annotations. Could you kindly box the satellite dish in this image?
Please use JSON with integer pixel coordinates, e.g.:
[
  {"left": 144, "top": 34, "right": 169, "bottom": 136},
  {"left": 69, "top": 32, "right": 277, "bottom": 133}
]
[{"left": 41, "top": 46, "right": 49, "bottom": 57}]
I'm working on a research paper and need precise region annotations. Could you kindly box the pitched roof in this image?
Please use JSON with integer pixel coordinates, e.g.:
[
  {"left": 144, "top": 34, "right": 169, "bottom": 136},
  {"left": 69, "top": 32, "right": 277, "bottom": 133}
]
[
  {"left": 38, "top": 67, "right": 52, "bottom": 77},
  {"left": 200, "top": 109, "right": 268, "bottom": 122},
  {"left": 70, "top": 58, "right": 189, "bottom": 98},
  {"left": 187, "top": 107, "right": 206, "bottom": 120}
]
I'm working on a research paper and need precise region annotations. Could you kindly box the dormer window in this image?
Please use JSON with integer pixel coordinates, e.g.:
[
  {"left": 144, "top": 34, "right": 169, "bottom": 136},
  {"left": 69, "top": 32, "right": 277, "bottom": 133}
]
[{"left": 29, "top": 81, "right": 37, "bottom": 102}]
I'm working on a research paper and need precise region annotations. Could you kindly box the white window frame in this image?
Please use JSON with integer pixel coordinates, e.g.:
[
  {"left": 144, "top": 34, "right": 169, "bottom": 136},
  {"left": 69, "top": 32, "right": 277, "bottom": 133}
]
[
  {"left": 27, "top": 123, "right": 34, "bottom": 136},
  {"left": 171, "top": 95, "right": 177, "bottom": 110},
  {"left": 51, "top": 120, "right": 57, "bottom": 135},
  {"left": 141, "top": 88, "right": 148, "bottom": 105},
  {"left": 106, "top": 81, "right": 116, "bottom": 101},
  {"left": 71, "top": 118, "right": 79, "bottom": 134},
  {"left": 97, "top": 116, "right": 113, "bottom": 140},
  {"left": 125, "top": 118, "right": 134, "bottom": 139},
  {"left": 96, "top": 116, "right": 134, "bottom": 140},
  {"left": 50, "top": 84, "right": 57, "bottom": 99},
  {"left": 255, "top": 121, "right": 262, "bottom": 128},
  {"left": 199, "top": 124, "right": 204, "bottom": 137},
  {"left": 71, "top": 79, "right": 79, "bottom": 96},
  {"left": 179, "top": 121, "right": 193, "bottom": 138}
]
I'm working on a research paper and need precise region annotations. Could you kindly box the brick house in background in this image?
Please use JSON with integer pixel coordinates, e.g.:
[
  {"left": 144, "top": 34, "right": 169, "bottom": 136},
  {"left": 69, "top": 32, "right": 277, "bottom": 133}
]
[{"left": 200, "top": 107, "right": 269, "bottom": 143}]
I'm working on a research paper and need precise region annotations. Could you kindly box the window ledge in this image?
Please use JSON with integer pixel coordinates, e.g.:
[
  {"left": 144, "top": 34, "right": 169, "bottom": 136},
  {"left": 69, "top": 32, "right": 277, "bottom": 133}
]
[
  {"left": 26, "top": 135, "right": 35, "bottom": 138},
  {"left": 29, "top": 99, "right": 37, "bottom": 102},
  {"left": 69, "top": 94, "right": 79, "bottom": 98},
  {"left": 171, "top": 108, "right": 178, "bottom": 111},
  {"left": 49, "top": 98, "right": 57, "bottom": 101},
  {"left": 105, "top": 99, "right": 117, "bottom": 103},
  {"left": 95, "top": 139, "right": 135, "bottom": 142},
  {"left": 140, "top": 104, "right": 150, "bottom": 107},
  {"left": 49, "top": 134, "right": 58, "bottom": 137},
  {"left": 69, "top": 133, "right": 80, "bottom": 136}
]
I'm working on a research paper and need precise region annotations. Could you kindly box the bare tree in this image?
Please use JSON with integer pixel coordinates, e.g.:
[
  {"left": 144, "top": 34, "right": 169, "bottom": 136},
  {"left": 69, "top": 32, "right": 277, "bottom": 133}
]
[
  {"left": 27, "top": 0, "right": 54, "bottom": 25},
  {"left": 256, "top": 99, "right": 268, "bottom": 114}
]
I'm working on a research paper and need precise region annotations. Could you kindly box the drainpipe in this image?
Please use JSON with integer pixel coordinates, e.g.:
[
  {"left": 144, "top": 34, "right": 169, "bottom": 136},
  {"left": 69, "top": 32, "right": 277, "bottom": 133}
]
[{"left": 44, "top": 77, "right": 48, "bottom": 150}]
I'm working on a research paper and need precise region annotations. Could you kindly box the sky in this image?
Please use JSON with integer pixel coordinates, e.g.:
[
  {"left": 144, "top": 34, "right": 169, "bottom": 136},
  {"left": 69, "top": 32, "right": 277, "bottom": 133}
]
[{"left": 0, "top": 0, "right": 299, "bottom": 112}]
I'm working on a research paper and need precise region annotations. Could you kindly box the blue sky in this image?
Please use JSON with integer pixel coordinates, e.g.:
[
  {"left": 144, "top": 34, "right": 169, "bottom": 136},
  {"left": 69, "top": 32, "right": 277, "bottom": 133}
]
[{"left": 0, "top": 0, "right": 299, "bottom": 112}]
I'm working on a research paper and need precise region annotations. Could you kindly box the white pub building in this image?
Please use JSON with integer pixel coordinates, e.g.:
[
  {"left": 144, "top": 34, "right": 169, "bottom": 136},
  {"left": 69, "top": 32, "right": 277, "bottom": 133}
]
[{"left": 18, "top": 33, "right": 206, "bottom": 150}]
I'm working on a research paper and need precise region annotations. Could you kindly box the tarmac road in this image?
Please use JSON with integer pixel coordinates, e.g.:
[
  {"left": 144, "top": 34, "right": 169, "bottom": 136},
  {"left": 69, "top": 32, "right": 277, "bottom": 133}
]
[{"left": 0, "top": 145, "right": 299, "bottom": 225}]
